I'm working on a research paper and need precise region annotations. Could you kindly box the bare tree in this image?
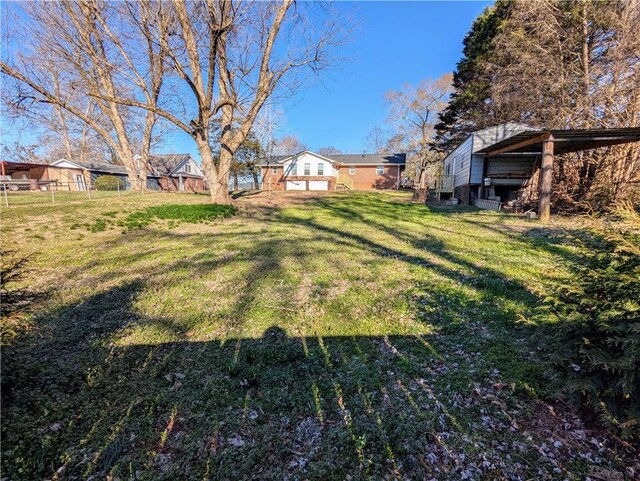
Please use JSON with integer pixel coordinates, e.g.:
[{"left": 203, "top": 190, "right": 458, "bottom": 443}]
[
  {"left": 385, "top": 74, "right": 453, "bottom": 201},
  {"left": 317, "top": 146, "right": 342, "bottom": 156},
  {"left": 0, "top": 1, "right": 164, "bottom": 189},
  {"left": 271, "top": 135, "right": 309, "bottom": 156},
  {"left": 89, "top": 1, "right": 347, "bottom": 203},
  {"left": 363, "top": 126, "right": 391, "bottom": 153}
]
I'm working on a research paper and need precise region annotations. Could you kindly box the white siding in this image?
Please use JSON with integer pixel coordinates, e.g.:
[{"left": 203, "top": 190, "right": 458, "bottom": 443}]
[
  {"left": 443, "top": 136, "right": 473, "bottom": 188},
  {"left": 51, "top": 159, "right": 82, "bottom": 169},
  {"left": 283, "top": 152, "right": 334, "bottom": 177},
  {"left": 471, "top": 123, "right": 532, "bottom": 152},
  {"left": 443, "top": 123, "right": 535, "bottom": 187},
  {"left": 175, "top": 158, "right": 203, "bottom": 176},
  {"left": 469, "top": 154, "right": 485, "bottom": 184}
]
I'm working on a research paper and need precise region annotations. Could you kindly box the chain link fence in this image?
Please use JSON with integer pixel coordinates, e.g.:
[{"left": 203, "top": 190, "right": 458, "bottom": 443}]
[{"left": 0, "top": 179, "right": 162, "bottom": 207}]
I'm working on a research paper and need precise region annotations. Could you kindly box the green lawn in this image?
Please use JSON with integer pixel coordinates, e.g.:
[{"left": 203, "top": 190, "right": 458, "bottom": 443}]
[{"left": 1, "top": 191, "right": 630, "bottom": 480}]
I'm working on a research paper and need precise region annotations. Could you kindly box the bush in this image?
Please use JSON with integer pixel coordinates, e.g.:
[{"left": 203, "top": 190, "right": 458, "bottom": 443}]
[
  {"left": 94, "top": 175, "right": 125, "bottom": 191},
  {"left": 539, "top": 221, "right": 640, "bottom": 439},
  {"left": 1, "top": 250, "right": 36, "bottom": 344},
  {"left": 120, "top": 203, "right": 236, "bottom": 229}
]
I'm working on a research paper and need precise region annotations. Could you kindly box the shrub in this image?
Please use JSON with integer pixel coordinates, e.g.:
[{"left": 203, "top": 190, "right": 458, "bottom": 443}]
[
  {"left": 539, "top": 220, "right": 640, "bottom": 439},
  {"left": 121, "top": 203, "right": 236, "bottom": 229},
  {"left": 94, "top": 175, "right": 125, "bottom": 191},
  {"left": 1, "top": 250, "right": 36, "bottom": 344}
]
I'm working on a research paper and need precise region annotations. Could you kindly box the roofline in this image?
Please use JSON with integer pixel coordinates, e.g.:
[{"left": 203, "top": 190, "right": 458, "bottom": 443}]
[
  {"left": 336, "top": 162, "right": 405, "bottom": 166},
  {"left": 50, "top": 158, "right": 84, "bottom": 169},
  {"left": 271, "top": 150, "right": 341, "bottom": 165},
  {"left": 258, "top": 150, "right": 406, "bottom": 167}
]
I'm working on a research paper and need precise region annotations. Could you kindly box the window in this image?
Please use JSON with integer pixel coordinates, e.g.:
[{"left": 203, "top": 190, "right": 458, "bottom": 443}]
[
  {"left": 290, "top": 163, "right": 297, "bottom": 176},
  {"left": 349, "top": 167, "right": 356, "bottom": 175},
  {"left": 376, "top": 165, "right": 384, "bottom": 175},
  {"left": 272, "top": 166, "right": 278, "bottom": 174},
  {"left": 304, "top": 163, "right": 311, "bottom": 175},
  {"left": 317, "top": 163, "right": 324, "bottom": 176},
  {"left": 184, "top": 163, "right": 191, "bottom": 173}
]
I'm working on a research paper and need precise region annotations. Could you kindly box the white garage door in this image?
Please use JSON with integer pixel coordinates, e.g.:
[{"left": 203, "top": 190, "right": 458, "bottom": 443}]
[
  {"left": 286, "top": 181, "right": 306, "bottom": 191},
  {"left": 308, "top": 180, "right": 328, "bottom": 191}
]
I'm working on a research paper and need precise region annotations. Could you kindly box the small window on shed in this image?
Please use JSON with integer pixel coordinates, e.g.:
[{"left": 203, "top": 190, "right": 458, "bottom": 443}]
[
  {"left": 376, "top": 166, "right": 384, "bottom": 175},
  {"left": 184, "top": 163, "right": 192, "bottom": 173},
  {"left": 304, "top": 163, "right": 311, "bottom": 175},
  {"left": 317, "top": 163, "right": 324, "bottom": 176},
  {"left": 272, "top": 166, "right": 278, "bottom": 174},
  {"left": 349, "top": 167, "right": 356, "bottom": 175},
  {"left": 290, "top": 163, "right": 297, "bottom": 176}
]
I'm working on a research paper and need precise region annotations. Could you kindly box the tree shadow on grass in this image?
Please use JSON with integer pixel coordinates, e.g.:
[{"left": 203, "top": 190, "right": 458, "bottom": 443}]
[
  {"left": 3, "top": 193, "right": 631, "bottom": 480},
  {"left": 3, "top": 281, "right": 616, "bottom": 481}
]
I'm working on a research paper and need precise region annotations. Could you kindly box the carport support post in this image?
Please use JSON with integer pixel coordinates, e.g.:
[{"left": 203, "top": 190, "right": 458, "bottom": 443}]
[
  {"left": 1, "top": 162, "right": 7, "bottom": 207},
  {"left": 538, "top": 135, "right": 554, "bottom": 222}
]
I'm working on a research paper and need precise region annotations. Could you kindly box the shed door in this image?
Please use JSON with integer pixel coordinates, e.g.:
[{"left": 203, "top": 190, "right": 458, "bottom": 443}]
[
  {"left": 308, "top": 180, "right": 328, "bottom": 191},
  {"left": 286, "top": 181, "right": 306, "bottom": 191},
  {"left": 75, "top": 174, "right": 86, "bottom": 191}
]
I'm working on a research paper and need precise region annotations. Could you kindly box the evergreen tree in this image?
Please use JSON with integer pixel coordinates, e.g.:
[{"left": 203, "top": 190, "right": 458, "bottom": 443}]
[{"left": 433, "top": 1, "right": 513, "bottom": 153}]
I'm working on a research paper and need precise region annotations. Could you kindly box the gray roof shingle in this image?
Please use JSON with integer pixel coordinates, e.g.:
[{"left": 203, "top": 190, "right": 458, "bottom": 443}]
[
  {"left": 65, "top": 160, "right": 129, "bottom": 175},
  {"left": 149, "top": 154, "right": 192, "bottom": 175},
  {"left": 325, "top": 153, "right": 406, "bottom": 165},
  {"left": 266, "top": 151, "right": 406, "bottom": 165}
]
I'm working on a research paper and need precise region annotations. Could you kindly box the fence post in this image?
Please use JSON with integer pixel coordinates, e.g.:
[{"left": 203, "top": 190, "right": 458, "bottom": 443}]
[
  {"left": 117, "top": 181, "right": 121, "bottom": 197},
  {"left": 51, "top": 185, "right": 55, "bottom": 203},
  {"left": 3, "top": 183, "right": 8, "bottom": 207},
  {"left": 87, "top": 180, "right": 92, "bottom": 200}
]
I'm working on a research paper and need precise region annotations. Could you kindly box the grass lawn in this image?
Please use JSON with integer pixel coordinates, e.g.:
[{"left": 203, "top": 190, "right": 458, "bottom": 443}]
[{"left": 1, "top": 191, "right": 634, "bottom": 480}]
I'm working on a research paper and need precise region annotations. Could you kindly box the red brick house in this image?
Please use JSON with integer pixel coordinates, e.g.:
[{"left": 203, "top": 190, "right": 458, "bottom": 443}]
[{"left": 260, "top": 151, "right": 406, "bottom": 191}]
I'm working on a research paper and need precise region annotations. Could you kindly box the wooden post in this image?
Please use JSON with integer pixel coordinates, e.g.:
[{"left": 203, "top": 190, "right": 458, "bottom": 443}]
[
  {"left": 538, "top": 135, "right": 554, "bottom": 222},
  {"left": 1, "top": 162, "right": 7, "bottom": 207}
]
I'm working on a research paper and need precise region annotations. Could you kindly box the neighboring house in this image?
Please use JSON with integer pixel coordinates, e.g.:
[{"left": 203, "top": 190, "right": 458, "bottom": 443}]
[
  {"left": 145, "top": 154, "right": 206, "bottom": 192},
  {"left": 49, "top": 158, "right": 135, "bottom": 191},
  {"left": 442, "top": 123, "right": 537, "bottom": 204},
  {"left": 260, "top": 151, "right": 406, "bottom": 191},
  {"left": 48, "top": 153, "right": 206, "bottom": 192}
]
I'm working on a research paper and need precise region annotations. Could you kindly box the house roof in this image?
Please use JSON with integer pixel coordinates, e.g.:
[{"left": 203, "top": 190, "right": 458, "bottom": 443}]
[
  {"left": 476, "top": 127, "right": 640, "bottom": 156},
  {"left": 51, "top": 154, "right": 204, "bottom": 178},
  {"left": 148, "top": 154, "right": 192, "bottom": 175},
  {"left": 263, "top": 151, "right": 406, "bottom": 166},
  {"left": 325, "top": 153, "right": 406, "bottom": 165},
  {"left": 51, "top": 159, "right": 130, "bottom": 175}
]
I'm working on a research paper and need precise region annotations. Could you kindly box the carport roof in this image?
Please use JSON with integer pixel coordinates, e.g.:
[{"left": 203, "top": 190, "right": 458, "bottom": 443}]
[
  {"left": 477, "top": 128, "right": 640, "bottom": 156},
  {"left": 1, "top": 160, "right": 49, "bottom": 174}
]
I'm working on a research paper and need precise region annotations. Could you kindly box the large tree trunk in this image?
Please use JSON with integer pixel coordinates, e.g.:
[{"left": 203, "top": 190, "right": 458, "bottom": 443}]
[
  {"left": 195, "top": 137, "right": 232, "bottom": 204},
  {"left": 215, "top": 147, "right": 234, "bottom": 204},
  {"left": 138, "top": 110, "right": 156, "bottom": 191}
]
